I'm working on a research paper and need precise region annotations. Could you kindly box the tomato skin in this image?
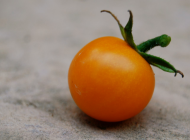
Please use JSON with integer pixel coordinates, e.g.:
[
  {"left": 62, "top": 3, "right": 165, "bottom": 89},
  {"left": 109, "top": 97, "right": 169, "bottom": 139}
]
[{"left": 68, "top": 36, "right": 155, "bottom": 122}]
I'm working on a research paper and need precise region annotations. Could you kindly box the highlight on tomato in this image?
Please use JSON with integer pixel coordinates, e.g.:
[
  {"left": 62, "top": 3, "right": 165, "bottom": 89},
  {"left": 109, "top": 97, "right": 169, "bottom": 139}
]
[{"left": 68, "top": 10, "right": 184, "bottom": 122}]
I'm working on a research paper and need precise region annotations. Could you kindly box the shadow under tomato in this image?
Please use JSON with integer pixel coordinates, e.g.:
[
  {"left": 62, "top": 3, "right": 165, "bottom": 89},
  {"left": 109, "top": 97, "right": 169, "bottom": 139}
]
[
  {"left": 72, "top": 99, "right": 169, "bottom": 132},
  {"left": 42, "top": 91, "right": 154, "bottom": 131},
  {"left": 36, "top": 92, "right": 147, "bottom": 131},
  {"left": 74, "top": 107, "right": 148, "bottom": 131}
]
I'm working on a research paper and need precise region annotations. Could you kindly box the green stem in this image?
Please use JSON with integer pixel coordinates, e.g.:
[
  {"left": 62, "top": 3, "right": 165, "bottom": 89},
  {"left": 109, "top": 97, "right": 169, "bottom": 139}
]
[{"left": 137, "top": 34, "right": 171, "bottom": 53}]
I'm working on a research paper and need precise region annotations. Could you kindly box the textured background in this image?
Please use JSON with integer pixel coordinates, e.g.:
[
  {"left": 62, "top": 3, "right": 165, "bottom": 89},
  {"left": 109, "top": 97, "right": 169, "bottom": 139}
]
[{"left": 0, "top": 0, "right": 190, "bottom": 139}]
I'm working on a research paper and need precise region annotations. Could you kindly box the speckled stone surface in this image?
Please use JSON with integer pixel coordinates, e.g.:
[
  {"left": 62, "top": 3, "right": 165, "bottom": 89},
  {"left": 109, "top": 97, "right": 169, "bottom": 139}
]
[{"left": 0, "top": 0, "right": 190, "bottom": 139}]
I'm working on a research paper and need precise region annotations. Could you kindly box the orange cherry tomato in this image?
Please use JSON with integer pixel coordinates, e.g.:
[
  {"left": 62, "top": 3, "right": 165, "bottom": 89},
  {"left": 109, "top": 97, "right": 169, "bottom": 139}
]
[{"left": 68, "top": 36, "right": 155, "bottom": 122}]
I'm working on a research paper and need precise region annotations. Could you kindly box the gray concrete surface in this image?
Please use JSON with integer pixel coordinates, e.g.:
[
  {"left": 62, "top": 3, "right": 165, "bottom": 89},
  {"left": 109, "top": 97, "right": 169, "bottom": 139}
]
[{"left": 0, "top": 0, "right": 190, "bottom": 139}]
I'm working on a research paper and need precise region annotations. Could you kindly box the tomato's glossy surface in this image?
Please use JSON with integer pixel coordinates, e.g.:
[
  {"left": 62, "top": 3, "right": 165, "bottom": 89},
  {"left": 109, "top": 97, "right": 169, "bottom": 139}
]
[{"left": 68, "top": 36, "right": 155, "bottom": 122}]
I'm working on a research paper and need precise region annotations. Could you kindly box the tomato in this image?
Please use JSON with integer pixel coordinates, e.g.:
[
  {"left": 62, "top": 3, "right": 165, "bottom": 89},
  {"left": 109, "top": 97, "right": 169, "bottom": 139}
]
[{"left": 68, "top": 36, "right": 155, "bottom": 122}]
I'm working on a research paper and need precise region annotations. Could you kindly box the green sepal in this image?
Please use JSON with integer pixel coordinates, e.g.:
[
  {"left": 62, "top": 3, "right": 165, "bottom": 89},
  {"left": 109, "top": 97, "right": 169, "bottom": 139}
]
[
  {"left": 137, "top": 34, "right": 171, "bottom": 53},
  {"left": 119, "top": 25, "right": 127, "bottom": 41},
  {"left": 100, "top": 10, "right": 127, "bottom": 41},
  {"left": 101, "top": 10, "right": 137, "bottom": 51},
  {"left": 124, "top": 10, "right": 138, "bottom": 51},
  {"left": 139, "top": 52, "right": 177, "bottom": 73}
]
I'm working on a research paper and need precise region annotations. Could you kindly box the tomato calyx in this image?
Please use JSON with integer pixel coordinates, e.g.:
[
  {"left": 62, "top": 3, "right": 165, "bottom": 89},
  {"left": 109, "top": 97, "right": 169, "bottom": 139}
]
[{"left": 101, "top": 10, "right": 184, "bottom": 78}]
